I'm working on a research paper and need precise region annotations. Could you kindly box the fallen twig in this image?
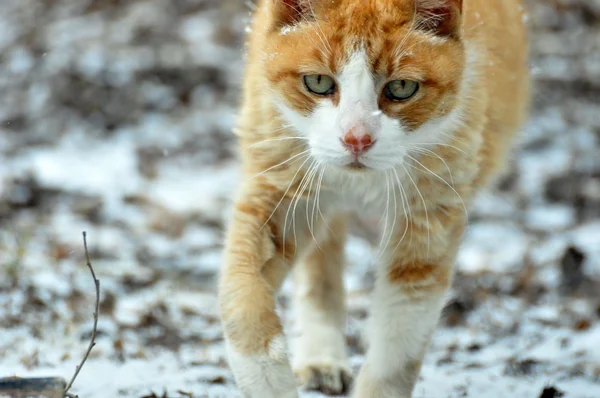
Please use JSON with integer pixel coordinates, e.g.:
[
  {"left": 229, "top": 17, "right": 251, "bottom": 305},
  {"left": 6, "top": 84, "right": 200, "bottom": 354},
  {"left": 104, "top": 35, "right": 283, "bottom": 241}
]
[{"left": 63, "top": 231, "right": 100, "bottom": 398}]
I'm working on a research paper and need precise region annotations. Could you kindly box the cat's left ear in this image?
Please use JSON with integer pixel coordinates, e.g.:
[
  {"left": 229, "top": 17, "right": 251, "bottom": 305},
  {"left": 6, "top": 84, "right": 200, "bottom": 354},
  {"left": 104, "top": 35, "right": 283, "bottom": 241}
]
[
  {"left": 414, "top": 0, "right": 463, "bottom": 38},
  {"left": 272, "top": 0, "right": 314, "bottom": 27}
]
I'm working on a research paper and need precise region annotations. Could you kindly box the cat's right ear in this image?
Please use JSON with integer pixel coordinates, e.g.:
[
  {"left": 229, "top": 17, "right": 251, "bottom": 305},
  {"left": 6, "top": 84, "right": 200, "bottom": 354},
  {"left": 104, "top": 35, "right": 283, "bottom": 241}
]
[{"left": 272, "top": 0, "right": 311, "bottom": 27}]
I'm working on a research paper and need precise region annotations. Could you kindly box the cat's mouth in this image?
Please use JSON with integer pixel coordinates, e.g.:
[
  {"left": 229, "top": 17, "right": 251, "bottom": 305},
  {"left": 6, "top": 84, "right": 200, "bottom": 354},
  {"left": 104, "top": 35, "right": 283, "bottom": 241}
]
[{"left": 346, "top": 161, "right": 368, "bottom": 171}]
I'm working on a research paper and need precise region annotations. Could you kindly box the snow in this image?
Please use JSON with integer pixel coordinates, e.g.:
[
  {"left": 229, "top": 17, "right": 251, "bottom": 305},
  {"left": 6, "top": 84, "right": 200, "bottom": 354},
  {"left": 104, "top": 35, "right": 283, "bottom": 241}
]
[{"left": 1, "top": 0, "right": 600, "bottom": 397}]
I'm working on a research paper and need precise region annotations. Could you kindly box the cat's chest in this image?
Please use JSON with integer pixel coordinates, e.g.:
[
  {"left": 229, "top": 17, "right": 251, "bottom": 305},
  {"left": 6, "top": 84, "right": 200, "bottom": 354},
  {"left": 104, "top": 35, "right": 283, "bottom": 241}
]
[{"left": 322, "top": 172, "right": 400, "bottom": 218}]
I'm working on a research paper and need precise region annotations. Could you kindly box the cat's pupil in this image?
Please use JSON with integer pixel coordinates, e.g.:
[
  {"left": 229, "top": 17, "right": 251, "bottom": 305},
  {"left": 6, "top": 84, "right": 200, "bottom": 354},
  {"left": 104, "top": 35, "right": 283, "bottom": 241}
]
[{"left": 317, "top": 75, "right": 322, "bottom": 85}]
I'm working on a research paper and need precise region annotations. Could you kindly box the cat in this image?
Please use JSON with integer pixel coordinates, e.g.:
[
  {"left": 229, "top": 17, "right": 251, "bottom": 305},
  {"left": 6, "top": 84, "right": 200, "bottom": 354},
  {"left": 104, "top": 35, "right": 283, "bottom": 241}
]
[{"left": 218, "top": 0, "right": 530, "bottom": 397}]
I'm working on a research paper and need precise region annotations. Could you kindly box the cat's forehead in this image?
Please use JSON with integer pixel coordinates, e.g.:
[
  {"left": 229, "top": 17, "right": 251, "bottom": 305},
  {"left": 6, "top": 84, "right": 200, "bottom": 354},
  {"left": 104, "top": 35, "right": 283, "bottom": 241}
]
[
  {"left": 290, "top": 22, "right": 442, "bottom": 78},
  {"left": 317, "top": 1, "right": 419, "bottom": 42},
  {"left": 277, "top": 3, "right": 449, "bottom": 76}
]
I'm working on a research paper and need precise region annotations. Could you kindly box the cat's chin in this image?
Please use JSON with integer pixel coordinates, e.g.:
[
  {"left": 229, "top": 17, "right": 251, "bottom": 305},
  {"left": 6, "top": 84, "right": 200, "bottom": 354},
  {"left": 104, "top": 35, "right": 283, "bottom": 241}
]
[{"left": 343, "top": 161, "right": 373, "bottom": 172}]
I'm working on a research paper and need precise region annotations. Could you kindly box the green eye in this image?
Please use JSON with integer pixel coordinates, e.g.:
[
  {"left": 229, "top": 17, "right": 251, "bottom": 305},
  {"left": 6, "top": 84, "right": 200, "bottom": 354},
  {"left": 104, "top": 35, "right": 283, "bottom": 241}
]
[
  {"left": 384, "top": 80, "right": 419, "bottom": 101},
  {"left": 303, "top": 74, "right": 336, "bottom": 95}
]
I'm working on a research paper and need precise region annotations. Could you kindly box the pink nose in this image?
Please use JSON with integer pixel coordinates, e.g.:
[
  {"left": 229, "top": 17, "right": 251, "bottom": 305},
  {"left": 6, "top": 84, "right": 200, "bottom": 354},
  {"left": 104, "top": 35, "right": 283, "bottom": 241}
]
[{"left": 342, "top": 129, "right": 375, "bottom": 155}]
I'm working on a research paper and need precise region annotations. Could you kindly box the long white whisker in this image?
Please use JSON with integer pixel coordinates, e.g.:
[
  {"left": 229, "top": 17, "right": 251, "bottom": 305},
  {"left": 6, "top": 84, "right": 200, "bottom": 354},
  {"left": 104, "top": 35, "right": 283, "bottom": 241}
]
[
  {"left": 316, "top": 166, "right": 336, "bottom": 239},
  {"left": 377, "top": 171, "right": 392, "bottom": 260},
  {"left": 402, "top": 162, "right": 430, "bottom": 259},
  {"left": 377, "top": 171, "right": 398, "bottom": 262},
  {"left": 304, "top": 162, "right": 322, "bottom": 249},
  {"left": 307, "top": 2, "right": 332, "bottom": 57},
  {"left": 283, "top": 160, "right": 314, "bottom": 258},
  {"left": 406, "top": 154, "right": 469, "bottom": 224},
  {"left": 310, "top": 162, "right": 324, "bottom": 244},
  {"left": 391, "top": 168, "right": 411, "bottom": 254},
  {"left": 408, "top": 146, "right": 455, "bottom": 187},
  {"left": 249, "top": 136, "right": 309, "bottom": 148},
  {"left": 251, "top": 149, "right": 311, "bottom": 180},
  {"left": 286, "top": 160, "right": 317, "bottom": 254},
  {"left": 411, "top": 141, "right": 475, "bottom": 161},
  {"left": 261, "top": 153, "right": 312, "bottom": 253},
  {"left": 438, "top": 130, "right": 469, "bottom": 146}
]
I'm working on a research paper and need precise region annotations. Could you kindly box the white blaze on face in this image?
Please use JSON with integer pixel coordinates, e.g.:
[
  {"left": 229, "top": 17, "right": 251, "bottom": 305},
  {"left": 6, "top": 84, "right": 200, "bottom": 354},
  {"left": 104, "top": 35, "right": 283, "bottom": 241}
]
[
  {"left": 336, "top": 49, "right": 380, "bottom": 139},
  {"left": 306, "top": 48, "right": 399, "bottom": 170}
]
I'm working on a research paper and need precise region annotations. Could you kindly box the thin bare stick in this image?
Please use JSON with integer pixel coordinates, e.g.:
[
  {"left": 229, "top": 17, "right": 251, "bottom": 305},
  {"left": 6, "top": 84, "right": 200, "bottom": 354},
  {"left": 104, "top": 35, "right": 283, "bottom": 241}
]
[{"left": 63, "top": 231, "right": 100, "bottom": 398}]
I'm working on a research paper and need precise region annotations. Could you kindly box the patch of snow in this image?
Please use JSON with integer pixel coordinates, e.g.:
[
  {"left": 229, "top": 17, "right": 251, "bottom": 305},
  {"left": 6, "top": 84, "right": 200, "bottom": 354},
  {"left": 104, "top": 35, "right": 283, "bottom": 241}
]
[
  {"left": 458, "top": 222, "right": 529, "bottom": 273},
  {"left": 525, "top": 204, "right": 576, "bottom": 231}
]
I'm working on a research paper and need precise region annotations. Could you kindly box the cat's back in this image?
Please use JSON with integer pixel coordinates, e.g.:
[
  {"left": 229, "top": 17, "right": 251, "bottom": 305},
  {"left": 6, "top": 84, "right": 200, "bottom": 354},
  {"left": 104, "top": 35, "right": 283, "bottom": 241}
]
[
  {"left": 464, "top": 0, "right": 530, "bottom": 96},
  {"left": 462, "top": 0, "right": 531, "bottom": 183}
]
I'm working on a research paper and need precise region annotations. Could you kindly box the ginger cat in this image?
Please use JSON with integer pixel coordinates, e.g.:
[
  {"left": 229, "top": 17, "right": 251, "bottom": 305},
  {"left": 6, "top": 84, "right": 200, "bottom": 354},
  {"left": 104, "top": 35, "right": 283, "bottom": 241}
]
[{"left": 218, "top": 0, "right": 530, "bottom": 397}]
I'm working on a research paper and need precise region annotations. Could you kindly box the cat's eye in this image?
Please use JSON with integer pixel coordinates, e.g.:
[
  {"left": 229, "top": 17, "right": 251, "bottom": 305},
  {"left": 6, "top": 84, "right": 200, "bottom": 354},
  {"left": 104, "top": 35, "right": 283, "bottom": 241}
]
[
  {"left": 303, "top": 74, "right": 336, "bottom": 96},
  {"left": 384, "top": 80, "right": 420, "bottom": 101}
]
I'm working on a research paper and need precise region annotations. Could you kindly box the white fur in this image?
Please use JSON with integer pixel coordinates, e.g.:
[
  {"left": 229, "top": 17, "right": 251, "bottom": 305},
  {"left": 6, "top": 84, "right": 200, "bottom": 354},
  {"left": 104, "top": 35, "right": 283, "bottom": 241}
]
[
  {"left": 226, "top": 335, "right": 299, "bottom": 398},
  {"left": 291, "top": 259, "right": 348, "bottom": 372},
  {"left": 357, "top": 269, "right": 447, "bottom": 393},
  {"left": 291, "top": 299, "right": 350, "bottom": 393},
  {"left": 350, "top": 252, "right": 450, "bottom": 398}
]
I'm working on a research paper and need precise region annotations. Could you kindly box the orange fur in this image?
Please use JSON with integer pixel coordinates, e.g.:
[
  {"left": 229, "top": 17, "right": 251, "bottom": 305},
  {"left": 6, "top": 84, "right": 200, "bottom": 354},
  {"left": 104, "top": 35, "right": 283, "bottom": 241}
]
[{"left": 219, "top": 0, "right": 530, "bottom": 396}]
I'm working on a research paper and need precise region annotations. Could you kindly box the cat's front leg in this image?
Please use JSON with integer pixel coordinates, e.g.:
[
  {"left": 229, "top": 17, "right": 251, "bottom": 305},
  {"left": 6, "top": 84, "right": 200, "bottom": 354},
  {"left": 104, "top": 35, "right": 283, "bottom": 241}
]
[
  {"left": 292, "top": 216, "right": 352, "bottom": 395},
  {"left": 353, "top": 262, "right": 450, "bottom": 397},
  {"left": 218, "top": 183, "right": 299, "bottom": 398},
  {"left": 353, "top": 214, "right": 463, "bottom": 398}
]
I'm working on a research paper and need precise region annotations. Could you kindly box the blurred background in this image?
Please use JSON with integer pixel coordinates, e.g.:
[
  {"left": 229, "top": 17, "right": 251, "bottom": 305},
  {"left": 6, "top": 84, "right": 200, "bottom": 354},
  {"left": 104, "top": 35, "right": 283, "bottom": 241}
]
[{"left": 0, "top": 1, "right": 599, "bottom": 397}]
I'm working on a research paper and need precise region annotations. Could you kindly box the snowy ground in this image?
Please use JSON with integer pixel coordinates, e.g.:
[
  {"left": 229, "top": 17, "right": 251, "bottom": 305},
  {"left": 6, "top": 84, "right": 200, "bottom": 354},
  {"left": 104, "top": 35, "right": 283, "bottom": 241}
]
[{"left": 1, "top": 1, "right": 599, "bottom": 397}]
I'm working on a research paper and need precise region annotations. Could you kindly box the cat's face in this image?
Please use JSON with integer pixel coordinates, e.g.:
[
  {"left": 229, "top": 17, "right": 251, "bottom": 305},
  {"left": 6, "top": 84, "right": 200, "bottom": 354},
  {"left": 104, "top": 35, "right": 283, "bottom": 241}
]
[{"left": 264, "top": 0, "right": 466, "bottom": 172}]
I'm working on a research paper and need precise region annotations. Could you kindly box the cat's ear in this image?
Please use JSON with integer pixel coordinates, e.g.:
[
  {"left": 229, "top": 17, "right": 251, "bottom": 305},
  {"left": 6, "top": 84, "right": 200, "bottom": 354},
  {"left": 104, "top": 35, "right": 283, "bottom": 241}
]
[
  {"left": 272, "top": 0, "right": 313, "bottom": 27},
  {"left": 414, "top": 0, "right": 462, "bottom": 38}
]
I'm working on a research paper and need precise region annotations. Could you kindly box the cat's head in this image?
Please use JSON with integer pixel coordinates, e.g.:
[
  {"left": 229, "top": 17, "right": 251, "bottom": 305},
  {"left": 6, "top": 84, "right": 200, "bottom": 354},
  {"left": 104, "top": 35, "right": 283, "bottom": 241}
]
[{"left": 263, "top": 0, "right": 466, "bottom": 172}]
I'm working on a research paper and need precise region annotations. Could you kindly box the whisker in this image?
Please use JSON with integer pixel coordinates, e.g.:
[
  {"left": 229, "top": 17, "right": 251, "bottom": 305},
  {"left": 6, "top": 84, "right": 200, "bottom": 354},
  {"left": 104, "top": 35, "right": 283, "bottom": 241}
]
[
  {"left": 316, "top": 166, "right": 336, "bottom": 239},
  {"left": 377, "top": 171, "right": 398, "bottom": 262},
  {"left": 402, "top": 162, "right": 430, "bottom": 259},
  {"left": 393, "top": 7, "right": 419, "bottom": 61},
  {"left": 286, "top": 160, "right": 318, "bottom": 254},
  {"left": 438, "top": 130, "right": 469, "bottom": 146},
  {"left": 283, "top": 160, "right": 313, "bottom": 258},
  {"left": 377, "top": 170, "right": 392, "bottom": 260},
  {"left": 310, "top": 162, "right": 325, "bottom": 245},
  {"left": 249, "top": 136, "right": 308, "bottom": 148},
  {"left": 408, "top": 146, "right": 455, "bottom": 187},
  {"left": 391, "top": 167, "right": 411, "bottom": 254},
  {"left": 251, "top": 149, "right": 310, "bottom": 180},
  {"left": 304, "top": 162, "right": 322, "bottom": 249},
  {"left": 406, "top": 154, "right": 469, "bottom": 224},
  {"left": 307, "top": 2, "right": 333, "bottom": 57},
  {"left": 261, "top": 153, "right": 312, "bottom": 251},
  {"left": 409, "top": 142, "right": 475, "bottom": 162}
]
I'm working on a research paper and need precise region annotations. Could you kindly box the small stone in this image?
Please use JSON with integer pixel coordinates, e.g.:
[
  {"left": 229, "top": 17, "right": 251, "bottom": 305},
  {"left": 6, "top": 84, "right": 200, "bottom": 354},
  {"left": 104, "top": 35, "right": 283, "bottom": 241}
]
[
  {"left": 539, "top": 386, "right": 565, "bottom": 398},
  {"left": 504, "top": 358, "right": 541, "bottom": 376},
  {"left": 559, "top": 246, "right": 587, "bottom": 295}
]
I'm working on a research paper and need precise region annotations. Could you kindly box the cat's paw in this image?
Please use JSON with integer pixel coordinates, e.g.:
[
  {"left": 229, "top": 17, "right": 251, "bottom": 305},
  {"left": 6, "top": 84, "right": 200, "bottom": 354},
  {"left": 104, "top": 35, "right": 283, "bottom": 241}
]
[
  {"left": 295, "top": 362, "right": 353, "bottom": 396},
  {"left": 226, "top": 335, "right": 299, "bottom": 398}
]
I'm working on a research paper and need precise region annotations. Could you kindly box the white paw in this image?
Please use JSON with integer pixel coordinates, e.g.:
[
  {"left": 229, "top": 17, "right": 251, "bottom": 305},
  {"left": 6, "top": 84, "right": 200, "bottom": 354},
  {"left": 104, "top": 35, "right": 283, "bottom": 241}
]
[
  {"left": 292, "top": 324, "right": 351, "bottom": 395},
  {"left": 226, "top": 335, "right": 299, "bottom": 398},
  {"left": 295, "top": 361, "right": 353, "bottom": 395}
]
